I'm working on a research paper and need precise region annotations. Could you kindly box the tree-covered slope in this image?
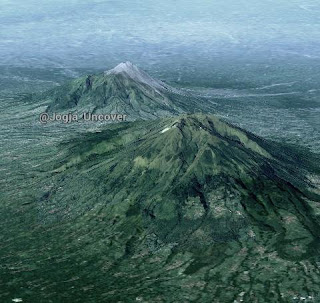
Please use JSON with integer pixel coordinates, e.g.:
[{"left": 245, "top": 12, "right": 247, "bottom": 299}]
[{"left": 1, "top": 114, "right": 320, "bottom": 302}]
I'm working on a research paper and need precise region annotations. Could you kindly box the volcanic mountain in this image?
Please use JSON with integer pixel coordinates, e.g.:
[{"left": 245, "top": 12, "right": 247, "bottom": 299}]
[
  {"left": 3, "top": 113, "right": 319, "bottom": 302},
  {"left": 41, "top": 62, "right": 212, "bottom": 119}
]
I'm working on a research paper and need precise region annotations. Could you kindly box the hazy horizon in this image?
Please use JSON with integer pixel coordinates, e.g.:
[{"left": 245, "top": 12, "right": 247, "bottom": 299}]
[{"left": 1, "top": 0, "right": 320, "bottom": 69}]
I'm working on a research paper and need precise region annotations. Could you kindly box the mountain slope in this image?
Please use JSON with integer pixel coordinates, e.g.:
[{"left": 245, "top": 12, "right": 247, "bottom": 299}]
[
  {"left": 2, "top": 114, "right": 320, "bottom": 302},
  {"left": 40, "top": 62, "right": 212, "bottom": 119},
  {"left": 49, "top": 114, "right": 320, "bottom": 246}
]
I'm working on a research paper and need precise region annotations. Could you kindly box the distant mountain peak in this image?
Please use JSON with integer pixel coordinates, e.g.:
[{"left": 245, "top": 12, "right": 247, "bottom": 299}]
[
  {"left": 105, "top": 61, "right": 165, "bottom": 90},
  {"left": 108, "top": 61, "right": 137, "bottom": 74},
  {"left": 43, "top": 63, "right": 214, "bottom": 117}
]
